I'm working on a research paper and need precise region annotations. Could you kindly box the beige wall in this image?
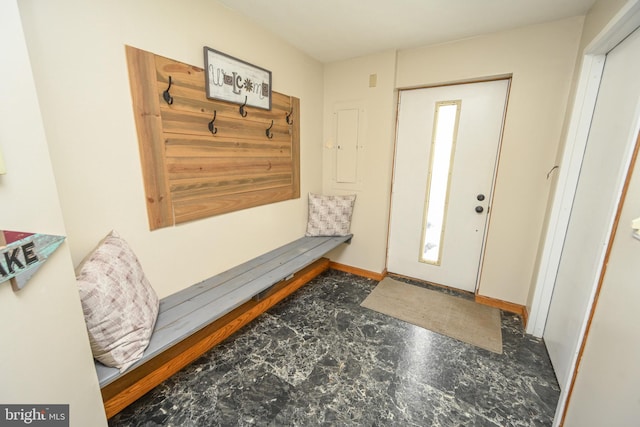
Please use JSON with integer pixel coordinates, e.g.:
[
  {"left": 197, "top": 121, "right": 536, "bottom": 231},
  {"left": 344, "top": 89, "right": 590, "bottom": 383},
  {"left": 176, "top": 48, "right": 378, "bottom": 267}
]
[
  {"left": 322, "top": 50, "right": 398, "bottom": 272},
  {"left": 18, "top": 0, "right": 324, "bottom": 299},
  {"left": 325, "top": 18, "right": 584, "bottom": 303},
  {"left": 395, "top": 18, "right": 584, "bottom": 304},
  {"left": 0, "top": 1, "right": 106, "bottom": 425},
  {"left": 4, "top": 0, "right": 618, "bottom": 423},
  {"left": 579, "top": 0, "right": 631, "bottom": 49}
]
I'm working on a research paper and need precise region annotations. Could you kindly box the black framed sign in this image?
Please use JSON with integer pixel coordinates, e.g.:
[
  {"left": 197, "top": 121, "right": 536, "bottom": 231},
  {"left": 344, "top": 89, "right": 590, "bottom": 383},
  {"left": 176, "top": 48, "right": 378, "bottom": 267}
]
[{"left": 204, "top": 46, "right": 272, "bottom": 110}]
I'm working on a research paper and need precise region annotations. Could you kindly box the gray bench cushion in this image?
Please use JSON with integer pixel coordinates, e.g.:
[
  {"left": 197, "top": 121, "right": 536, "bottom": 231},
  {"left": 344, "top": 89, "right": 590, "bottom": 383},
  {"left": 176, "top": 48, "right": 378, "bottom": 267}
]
[{"left": 95, "top": 235, "right": 352, "bottom": 387}]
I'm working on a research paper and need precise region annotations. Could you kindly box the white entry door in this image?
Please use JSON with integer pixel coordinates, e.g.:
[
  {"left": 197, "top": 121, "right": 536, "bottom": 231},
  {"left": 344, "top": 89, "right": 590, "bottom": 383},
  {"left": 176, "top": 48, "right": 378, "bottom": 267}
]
[
  {"left": 544, "top": 26, "right": 640, "bottom": 390},
  {"left": 387, "top": 80, "right": 509, "bottom": 292}
]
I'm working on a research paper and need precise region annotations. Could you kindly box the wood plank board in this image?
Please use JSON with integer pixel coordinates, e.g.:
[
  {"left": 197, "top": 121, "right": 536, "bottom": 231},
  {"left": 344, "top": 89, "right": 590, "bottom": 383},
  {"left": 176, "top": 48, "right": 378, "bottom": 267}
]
[
  {"left": 96, "top": 235, "right": 351, "bottom": 388},
  {"left": 155, "top": 236, "right": 351, "bottom": 323},
  {"left": 125, "top": 46, "right": 300, "bottom": 229},
  {"left": 125, "top": 46, "right": 173, "bottom": 230},
  {"left": 169, "top": 173, "right": 292, "bottom": 202},
  {"left": 159, "top": 237, "right": 324, "bottom": 311},
  {"left": 171, "top": 187, "right": 296, "bottom": 223},
  {"left": 166, "top": 157, "right": 293, "bottom": 179},
  {"left": 101, "top": 258, "right": 331, "bottom": 419},
  {"left": 164, "top": 135, "right": 292, "bottom": 159},
  {"left": 146, "top": 237, "right": 352, "bottom": 342}
]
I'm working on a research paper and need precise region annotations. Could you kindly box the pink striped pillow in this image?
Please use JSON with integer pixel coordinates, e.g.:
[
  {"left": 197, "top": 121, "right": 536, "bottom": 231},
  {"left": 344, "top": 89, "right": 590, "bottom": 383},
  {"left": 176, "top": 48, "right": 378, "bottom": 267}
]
[{"left": 76, "top": 231, "right": 159, "bottom": 372}]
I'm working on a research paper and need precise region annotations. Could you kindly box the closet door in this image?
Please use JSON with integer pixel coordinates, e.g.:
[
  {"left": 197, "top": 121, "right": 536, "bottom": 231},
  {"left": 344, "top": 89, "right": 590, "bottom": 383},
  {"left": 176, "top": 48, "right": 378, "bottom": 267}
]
[{"left": 544, "top": 26, "right": 640, "bottom": 389}]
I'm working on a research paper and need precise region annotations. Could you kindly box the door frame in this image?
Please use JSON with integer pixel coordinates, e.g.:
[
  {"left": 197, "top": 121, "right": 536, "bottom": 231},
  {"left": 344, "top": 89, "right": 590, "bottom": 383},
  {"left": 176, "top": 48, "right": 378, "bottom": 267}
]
[
  {"left": 525, "top": 1, "right": 640, "bottom": 425},
  {"left": 386, "top": 77, "right": 510, "bottom": 293},
  {"left": 529, "top": 0, "right": 640, "bottom": 338}
]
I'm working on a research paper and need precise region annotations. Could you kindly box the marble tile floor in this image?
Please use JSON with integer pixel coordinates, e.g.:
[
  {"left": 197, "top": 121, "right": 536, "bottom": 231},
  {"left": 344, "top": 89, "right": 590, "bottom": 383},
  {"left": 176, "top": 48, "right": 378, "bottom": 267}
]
[{"left": 109, "top": 270, "right": 560, "bottom": 427}]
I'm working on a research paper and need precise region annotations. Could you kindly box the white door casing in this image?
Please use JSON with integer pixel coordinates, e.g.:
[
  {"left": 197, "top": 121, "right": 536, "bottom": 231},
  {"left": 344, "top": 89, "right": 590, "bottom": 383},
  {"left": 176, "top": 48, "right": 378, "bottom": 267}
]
[
  {"left": 562, "top": 132, "right": 640, "bottom": 426},
  {"left": 387, "top": 79, "right": 509, "bottom": 292},
  {"left": 528, "top": 0, "right": 640, "bottom": 339},
  {"left": 543, "top": 25, "right": 640, "bottom": 427}
]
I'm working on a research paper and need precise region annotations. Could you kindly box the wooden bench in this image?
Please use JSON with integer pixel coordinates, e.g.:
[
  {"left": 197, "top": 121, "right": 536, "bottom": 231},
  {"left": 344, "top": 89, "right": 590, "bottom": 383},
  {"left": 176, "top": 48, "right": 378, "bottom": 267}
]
[{"left": 96, "top": 234, "right": 352, "bottom": 418}]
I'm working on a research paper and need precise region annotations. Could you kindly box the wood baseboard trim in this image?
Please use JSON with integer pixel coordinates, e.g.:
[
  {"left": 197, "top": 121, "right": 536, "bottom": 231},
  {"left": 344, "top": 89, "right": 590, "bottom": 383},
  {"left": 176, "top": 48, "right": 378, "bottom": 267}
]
[
  {"left": 475, "top": 294, "right": 528, "bottom": 327},
  {"left": 329, "top": 262, "right": 386, "bottom": 281},
  {"left": 328, "top": 264, "right": 530, "bottom": 329}
]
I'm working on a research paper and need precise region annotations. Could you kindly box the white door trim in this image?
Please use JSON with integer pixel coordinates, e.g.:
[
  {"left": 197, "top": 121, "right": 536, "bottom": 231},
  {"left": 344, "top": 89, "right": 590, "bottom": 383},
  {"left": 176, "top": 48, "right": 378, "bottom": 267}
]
[
  {"left": 527, "top": 54, "right": 605, "bottom": 337},
  {"left": 527, "top": 0, "right": 640, "bottom": 337},
  {"left": 522, "top": 1, "right": 640, "bottom": 425}
]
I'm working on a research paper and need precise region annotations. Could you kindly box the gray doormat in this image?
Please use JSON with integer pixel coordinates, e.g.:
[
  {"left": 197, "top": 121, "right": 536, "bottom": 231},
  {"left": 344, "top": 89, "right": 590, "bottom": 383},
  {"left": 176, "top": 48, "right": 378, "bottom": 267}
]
[{"left": 361, "top": 277, "right": 502, "bottom": 353}]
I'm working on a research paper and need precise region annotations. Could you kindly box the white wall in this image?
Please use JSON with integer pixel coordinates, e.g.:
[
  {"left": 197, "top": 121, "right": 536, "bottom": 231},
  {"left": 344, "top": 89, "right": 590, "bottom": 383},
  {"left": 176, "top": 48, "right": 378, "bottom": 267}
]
[
  {"left": 18, "top": 0, "right": 325, "bottom": 299},
  {"left": 0, "top": 1, "right": 106, "bottom": 425},
  {"left": 395, "top": 18, "right": 584, "bottom": 304}
]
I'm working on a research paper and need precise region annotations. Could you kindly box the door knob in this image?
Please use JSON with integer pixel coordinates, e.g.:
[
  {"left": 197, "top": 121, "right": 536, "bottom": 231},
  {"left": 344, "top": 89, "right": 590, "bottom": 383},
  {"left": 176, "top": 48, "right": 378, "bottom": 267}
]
[
  {"left": 477, "top": 194, "right": 485, "bottom": 201},
  {"left": 475, "top": 206, "right": 484, "bottom": 213}
]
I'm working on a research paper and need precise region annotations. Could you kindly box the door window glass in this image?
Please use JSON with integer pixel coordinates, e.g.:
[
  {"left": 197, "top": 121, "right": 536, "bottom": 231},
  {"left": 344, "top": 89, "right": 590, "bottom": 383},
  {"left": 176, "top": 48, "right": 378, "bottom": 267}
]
[{"left": 420, "top": 100, "right": 461, "bottom": 264}]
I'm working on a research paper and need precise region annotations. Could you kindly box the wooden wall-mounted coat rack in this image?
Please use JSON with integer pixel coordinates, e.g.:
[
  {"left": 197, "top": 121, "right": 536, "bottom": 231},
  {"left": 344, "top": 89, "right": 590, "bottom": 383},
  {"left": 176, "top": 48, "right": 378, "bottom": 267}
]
[{"left": 125, "top": 46, "right": 300, "bottom": 230}]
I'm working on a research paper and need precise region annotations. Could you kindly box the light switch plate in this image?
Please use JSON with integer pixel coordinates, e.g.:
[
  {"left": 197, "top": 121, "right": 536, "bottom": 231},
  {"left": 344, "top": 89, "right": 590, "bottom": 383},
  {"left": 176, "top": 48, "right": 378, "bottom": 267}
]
[{"left": 369, "top": 74, "right": 377, "bottom": 88}]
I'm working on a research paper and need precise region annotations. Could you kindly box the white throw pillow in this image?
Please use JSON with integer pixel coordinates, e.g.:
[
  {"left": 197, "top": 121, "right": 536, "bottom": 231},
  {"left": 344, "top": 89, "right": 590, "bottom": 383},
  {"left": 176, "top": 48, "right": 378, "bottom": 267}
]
[
  {"left": 305, "top": 193, "right": 356, "bottom": 236},
  {"left": 76, "top": 231, "right": 159, "bottom": 372}
]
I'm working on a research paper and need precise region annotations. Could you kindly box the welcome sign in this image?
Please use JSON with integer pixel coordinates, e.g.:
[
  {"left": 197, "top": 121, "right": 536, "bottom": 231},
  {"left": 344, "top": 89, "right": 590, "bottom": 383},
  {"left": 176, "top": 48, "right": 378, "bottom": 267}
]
[
  {"left": 0, "top": 230, "right": 65, "bottom": 291},
  {"left": 204, "top": 46, "right": 272, "bottom": 110}
]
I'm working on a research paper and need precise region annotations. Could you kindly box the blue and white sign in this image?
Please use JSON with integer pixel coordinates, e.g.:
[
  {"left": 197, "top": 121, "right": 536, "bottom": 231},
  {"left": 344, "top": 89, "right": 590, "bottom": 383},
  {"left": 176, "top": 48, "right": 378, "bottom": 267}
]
[{"left": 0, "top": 231, "right": 65, "bottom": 291}]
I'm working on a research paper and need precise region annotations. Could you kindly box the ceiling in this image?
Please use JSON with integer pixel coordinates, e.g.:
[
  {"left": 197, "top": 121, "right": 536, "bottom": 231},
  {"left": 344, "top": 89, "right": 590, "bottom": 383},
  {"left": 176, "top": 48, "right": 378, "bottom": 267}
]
[{"left": 217, "top": 0, "right": 597, "bottom": 63}]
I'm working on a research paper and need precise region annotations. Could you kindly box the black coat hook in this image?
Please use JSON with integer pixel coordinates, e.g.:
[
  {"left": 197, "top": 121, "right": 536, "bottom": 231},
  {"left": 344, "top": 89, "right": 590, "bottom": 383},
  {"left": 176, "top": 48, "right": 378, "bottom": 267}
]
[
  {"left": 286, "top": 109, "right": 293, "bottom": 125},
  {"left": 208, "top": 111, "right": 218, "bottom": 135},
  {"left": 266, "top": 120, "right": 274, "bottom": 139},
  {"left": 163, "top": 76, "right": 173, "bottom": 105},
  {"left": 239, "top": 96, "right": 248, "bottom": 117}
]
